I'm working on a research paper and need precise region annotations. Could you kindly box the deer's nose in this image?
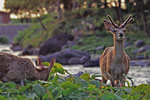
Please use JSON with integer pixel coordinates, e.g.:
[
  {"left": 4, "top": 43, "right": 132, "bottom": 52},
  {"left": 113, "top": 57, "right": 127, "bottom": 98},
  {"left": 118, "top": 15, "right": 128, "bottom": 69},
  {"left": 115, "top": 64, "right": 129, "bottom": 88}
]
[{"left": 119, "top": 33, "right": 123, "bottom": 37}]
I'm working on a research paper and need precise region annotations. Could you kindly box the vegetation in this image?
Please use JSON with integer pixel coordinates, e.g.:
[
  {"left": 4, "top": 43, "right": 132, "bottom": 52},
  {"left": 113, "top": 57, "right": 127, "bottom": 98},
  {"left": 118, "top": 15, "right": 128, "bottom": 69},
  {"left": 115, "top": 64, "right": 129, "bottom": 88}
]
[
  {"left": 0, "top": 36, "right": 9, "bottom": 44},
  {"left": 0, "top": 62, "right": 150, "bottom": 100},
  {"left": 13, "top": 7, "right": 150, "bottom": 59}
]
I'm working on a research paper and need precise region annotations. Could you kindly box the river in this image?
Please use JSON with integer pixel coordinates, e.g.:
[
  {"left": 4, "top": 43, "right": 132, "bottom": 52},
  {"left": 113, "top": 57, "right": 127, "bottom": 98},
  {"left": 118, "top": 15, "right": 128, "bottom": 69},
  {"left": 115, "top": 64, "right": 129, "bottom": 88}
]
[{"left": 0, "top": 44, "right": 150, "bottom": 85}]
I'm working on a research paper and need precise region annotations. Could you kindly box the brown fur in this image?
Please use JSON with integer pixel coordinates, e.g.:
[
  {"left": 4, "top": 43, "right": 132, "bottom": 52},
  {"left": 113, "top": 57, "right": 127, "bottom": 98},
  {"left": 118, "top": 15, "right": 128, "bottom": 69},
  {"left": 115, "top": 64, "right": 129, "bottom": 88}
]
[
  {"left": 100, "top": 15, "right": 133, "bottom": 87},
  {"left": 0, "top": 52, "right": 55, "bottom": 83}
]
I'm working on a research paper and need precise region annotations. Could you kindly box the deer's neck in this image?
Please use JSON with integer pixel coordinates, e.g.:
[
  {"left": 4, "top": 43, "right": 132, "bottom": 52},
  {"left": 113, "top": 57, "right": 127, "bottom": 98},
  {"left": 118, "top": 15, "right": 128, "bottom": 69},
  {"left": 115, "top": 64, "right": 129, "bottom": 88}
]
[{"left": 113, "top": 38, "right": 124, "bottom": 60}]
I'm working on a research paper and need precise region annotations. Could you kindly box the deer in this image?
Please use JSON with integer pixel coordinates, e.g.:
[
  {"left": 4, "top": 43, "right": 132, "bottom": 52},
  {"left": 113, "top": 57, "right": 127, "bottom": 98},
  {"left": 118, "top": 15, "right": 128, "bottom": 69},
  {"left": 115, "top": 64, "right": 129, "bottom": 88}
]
[
  {"left": 100, "top": 15, "right": 134, "bottom": 87},
  {"left": 0, "top": 52, "right": 55, "bottom": 85}
]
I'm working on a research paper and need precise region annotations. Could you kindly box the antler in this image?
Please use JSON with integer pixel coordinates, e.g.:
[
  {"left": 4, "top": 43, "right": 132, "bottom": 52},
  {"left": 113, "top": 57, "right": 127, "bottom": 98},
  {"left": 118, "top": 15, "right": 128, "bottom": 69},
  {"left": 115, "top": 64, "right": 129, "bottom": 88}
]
[
  {"left": 107, "top": 15, "right": 119, "bottom": 28},
  {"left": 121, "top": 15, "right": 134, "bottom": 27}
]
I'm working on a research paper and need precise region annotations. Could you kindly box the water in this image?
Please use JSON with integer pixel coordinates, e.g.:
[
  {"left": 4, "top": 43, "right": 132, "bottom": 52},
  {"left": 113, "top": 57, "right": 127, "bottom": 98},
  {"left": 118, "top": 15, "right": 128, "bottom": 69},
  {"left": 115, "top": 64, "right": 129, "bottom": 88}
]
[{"left": 0, "top": 44, "right": 150, "bottom": 85}]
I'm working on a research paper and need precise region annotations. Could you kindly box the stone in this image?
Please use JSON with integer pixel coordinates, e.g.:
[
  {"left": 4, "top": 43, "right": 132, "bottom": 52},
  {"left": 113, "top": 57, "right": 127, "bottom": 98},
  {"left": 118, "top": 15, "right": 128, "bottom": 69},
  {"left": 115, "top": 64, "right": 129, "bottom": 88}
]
[
  {"left": 95, "top": 46, "right": 104, "bottom": 51},
  {"left": 134, "top": 40, "right": 145, "bottom": 47},
  {"left": 39, "top": 33, "right": 74, "bottom": 55},
  {"left": 84, "top": 57, "right": 99, "bottom": 67},
  {"left": 20, "top": 45, "right": 38, "bottom": 55},
  {"left": 10, "top": 43, "right": 23, "bottom": 51},
  {"left": 38, "top": 49, "right": 90, "bottom": 65},
  {"left": 68, "top": 57, "right": 82, "bottom": 64}
]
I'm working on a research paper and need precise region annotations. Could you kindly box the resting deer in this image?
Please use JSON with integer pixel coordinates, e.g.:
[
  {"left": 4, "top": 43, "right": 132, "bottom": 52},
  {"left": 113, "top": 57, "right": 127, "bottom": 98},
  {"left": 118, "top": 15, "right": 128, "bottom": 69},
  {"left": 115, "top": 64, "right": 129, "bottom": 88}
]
[
  {"left": 100, "top": 15, "right": 134, "bottom": 87},
  {"left": 0, "top": 52, "right": 55, "bottom": 85}
]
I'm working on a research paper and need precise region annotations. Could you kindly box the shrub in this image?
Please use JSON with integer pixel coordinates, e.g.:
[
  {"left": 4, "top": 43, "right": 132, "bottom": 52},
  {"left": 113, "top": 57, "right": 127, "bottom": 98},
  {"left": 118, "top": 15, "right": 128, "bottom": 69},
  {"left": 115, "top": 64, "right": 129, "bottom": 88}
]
[
  {"left": 0, "top": 36, "right": 9, "bottom": 44},
  {"left": 0, "top": 62, "right": 150, "bottom": 100}
]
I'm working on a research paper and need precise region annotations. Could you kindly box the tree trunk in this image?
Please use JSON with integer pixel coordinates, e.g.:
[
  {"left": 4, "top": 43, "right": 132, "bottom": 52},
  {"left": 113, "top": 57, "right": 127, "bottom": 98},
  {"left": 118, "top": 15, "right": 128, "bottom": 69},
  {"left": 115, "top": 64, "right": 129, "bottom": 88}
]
[
  {"left": 134, "top": 0, "right": 141, "bottom": 19},
  {"left": 141, "top": 0, "right": 150, "bottom": 36},
  {"left": 114, "top": 0, "right": 122, "bottom": 24},
  {"left": 57, "top": 0, "right": 62, "bottom": 20},
  {"left": 118, "top": 0, "right": 123, "bottom": 23},
  {"left": 104, "top": 0, "right": 107, "bottom": 8}
]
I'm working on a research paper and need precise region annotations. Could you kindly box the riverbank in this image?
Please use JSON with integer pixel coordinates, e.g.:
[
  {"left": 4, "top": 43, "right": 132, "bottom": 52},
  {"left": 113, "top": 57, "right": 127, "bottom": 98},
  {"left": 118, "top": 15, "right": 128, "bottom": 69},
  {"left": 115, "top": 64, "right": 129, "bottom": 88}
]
[{"left": 0, "top": 44, "right": 150, "bottom": 85}]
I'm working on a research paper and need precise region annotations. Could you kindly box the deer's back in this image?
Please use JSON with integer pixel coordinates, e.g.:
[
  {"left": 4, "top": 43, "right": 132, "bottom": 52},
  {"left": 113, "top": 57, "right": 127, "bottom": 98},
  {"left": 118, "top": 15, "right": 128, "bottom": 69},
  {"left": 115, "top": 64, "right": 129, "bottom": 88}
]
[{"left": 0, "top": 52, "right": 36, "bottom": 82}]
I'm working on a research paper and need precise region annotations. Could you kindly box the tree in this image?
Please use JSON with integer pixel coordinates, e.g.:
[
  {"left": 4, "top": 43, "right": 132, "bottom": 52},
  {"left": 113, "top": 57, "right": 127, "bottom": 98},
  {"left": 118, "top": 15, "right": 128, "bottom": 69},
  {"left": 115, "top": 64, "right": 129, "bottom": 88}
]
[{"left": 5, "top": 0, "right": 47, "bottom": 21}]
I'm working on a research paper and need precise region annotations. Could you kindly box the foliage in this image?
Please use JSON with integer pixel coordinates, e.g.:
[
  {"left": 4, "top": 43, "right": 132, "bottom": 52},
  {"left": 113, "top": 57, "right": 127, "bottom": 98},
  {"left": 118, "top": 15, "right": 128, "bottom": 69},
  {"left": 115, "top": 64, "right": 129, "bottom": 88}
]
[
  {"left": 0, "top": 62, "right": 150, "bottom": 100},
  {"left": 13, "top": 14, "right": 57, "bottom": 47},
  {"left": 0, "top": 36, "right": 9, "bottom": 44},
  {"left": 4, "top": 0, "right": 48, "bottom": 19}
]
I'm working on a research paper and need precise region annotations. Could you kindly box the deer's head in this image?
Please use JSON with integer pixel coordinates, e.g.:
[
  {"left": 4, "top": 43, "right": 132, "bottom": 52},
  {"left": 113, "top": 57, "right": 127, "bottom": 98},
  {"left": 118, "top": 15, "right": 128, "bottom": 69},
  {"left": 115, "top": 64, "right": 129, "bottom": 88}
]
[
  {"left": 36, "top": 58, "right": 56, "bottom": 81},
  {"left": 103, "top": 15, "right": 134, "bottom": 42}
]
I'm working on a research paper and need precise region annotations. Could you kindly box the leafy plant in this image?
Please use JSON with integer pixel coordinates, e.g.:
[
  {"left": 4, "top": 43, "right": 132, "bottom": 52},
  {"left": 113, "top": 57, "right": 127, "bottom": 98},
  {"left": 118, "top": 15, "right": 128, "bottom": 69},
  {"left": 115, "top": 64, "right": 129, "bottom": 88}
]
[
  {"left": 0, "top": 36, "right": 9, "bottom": 44},
  {"left": 0, "top": 62, "right": 150, "bottom": 100}
]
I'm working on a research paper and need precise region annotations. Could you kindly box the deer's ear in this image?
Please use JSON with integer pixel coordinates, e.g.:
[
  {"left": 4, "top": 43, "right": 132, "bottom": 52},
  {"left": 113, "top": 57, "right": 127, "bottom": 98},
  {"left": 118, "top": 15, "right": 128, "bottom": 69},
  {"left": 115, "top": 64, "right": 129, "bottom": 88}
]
[
  {"left": 49, "top": 58, "right": 56, "bottom": 69},
  {"left": 103, "top": 19, "right": 114, "bottom": 32}
]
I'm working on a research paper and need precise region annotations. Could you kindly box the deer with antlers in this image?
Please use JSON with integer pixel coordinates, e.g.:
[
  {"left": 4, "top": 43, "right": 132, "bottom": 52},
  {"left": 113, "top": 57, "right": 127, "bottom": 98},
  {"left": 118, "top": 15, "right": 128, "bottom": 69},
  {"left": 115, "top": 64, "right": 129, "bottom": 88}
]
[{"left": 100, "top": 15, "right": 134, "bottom": 87}]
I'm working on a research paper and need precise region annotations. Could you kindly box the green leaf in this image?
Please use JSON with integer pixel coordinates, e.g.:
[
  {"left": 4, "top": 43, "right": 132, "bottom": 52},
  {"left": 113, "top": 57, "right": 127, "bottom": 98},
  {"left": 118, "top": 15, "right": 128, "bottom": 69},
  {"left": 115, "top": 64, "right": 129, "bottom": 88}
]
[
  {"left": 19, "top": 83, "right": 32, "bottom": 93},
  {"left": 89, "top": 80, "right": 100, "bottom": 88},
  {"left": 74, "top": 77, "right": 88, "bottom": 88},
  {"left": 16, "top": 95, "right": 32, "bottom": 100},
  {"left": 5, "top": 82, "right": 16, "bottom": 88},
  {"left": 50, "top": 63, "right": 66, "bottom": 75},
  {"left": 52, "top": 87, "right": 63, "bottom": 100},
  {"left": 80, "top": 73, "right": 91, "bottom": 81},
  {"left": 115, "top": 88, "right": 125, "bottom": 97},
  {"left": 33, "top": 84, "right": 46, "bottom": 97},
  {"left": 42, "top": 62, "right": 50, "bottom": 66},
  {"left": 61, "top": 81, "right": 79, "bottom": 96},
  {"left": 61, "top": 81, "right": 79, "bottom": 89},
  {"left": 101, "top": 92, "right": 123, "bottom": 100},
  {"left": 0, "top": 96, "right": 8, "bottom": 100}
]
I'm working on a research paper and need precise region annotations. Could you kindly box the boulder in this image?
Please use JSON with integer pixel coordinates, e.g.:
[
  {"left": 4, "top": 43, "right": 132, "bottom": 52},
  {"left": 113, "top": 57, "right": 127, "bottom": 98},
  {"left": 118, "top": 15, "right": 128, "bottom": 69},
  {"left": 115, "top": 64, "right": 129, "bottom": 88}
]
[
  {"left": 68, "top": 57, "right": 82, "bottom": 64},
  {"left": 39, "top": 33, "right": 74, "bottom": 55},
  {"left": 95, "top": 46, "right": 104, "bottom": 51},
  {"left": 132, "top": 45, "right": 150, "bottom": 54},
  {"left": 138, "top": 45, "right": 150, "bottom": 53},
  {"left": 38, "top": 49, "right": 90, "bottom": 65},
  {"left": 19, "top": 45, "right": 39, "bottom": 55},
  {"left": 84, "top": 57, "right": 99, "bottom": 67},
  {"left": 130, "top": 60, "right": 150, "bottom": 67},
  {"left": 134, "top": 40, "right": 145, "bottom": 47},
  {"left": 10, "top": 43, "right": 23, "bottom": 51},
  {"left": 124, "top": 42, "right": 132, "bottom": 48}
]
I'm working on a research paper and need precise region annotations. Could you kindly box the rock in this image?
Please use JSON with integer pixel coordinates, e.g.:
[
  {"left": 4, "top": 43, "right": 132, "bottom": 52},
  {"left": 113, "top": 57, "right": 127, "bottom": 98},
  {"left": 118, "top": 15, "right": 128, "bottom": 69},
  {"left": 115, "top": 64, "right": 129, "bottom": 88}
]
[
  {"left": 68, "top": 57, "right": 82, "bottom": 64},
  {"left": 20, "top": 45, "right": 39, "bottom": 55},
  {"left": 84, "top": 57, "right": 99, "bottom": 67},
  {"left": 138, "top": 45, "right": 150, "bottom": 53},
  {"left": 124, "top": 42, "right": 132, "bottom": 48},
  {"left": 130, "top": 60, "right": 150, "bottom": 67},
  {"left": 147, "top": 80, "right": 150, "bottom": 84},
  {"left": 135, "top": 56, "right": 146, "bottom": 60},
  {"left": 132, "top": 45, "right": 150, "bottom": 54},
  {"left": 39, "top": 33, "right": 74, "bottom": 55},
  {"left": 73, "top": 71, "right": 83, "bottom": 77},
  {"left": 132, "top": 49, "right": 139, "bottom": 54},
  {"left": 38, "top": 49, "right": 90, "bottom": 65},
  {"left": 80, "top": 56, "right": 90, "bottom": 64},
  {"left": 95, "top": 46, "right": 104, "bottom": 51},
  {"left": 135, "top": 40, "right": 145, "bottom": 47},
  {"left": 10, "top": 43, "right": 23, "bottom": 51},
  {"left": 135, "top": 55, "right": 150, "bottom": 60}
]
